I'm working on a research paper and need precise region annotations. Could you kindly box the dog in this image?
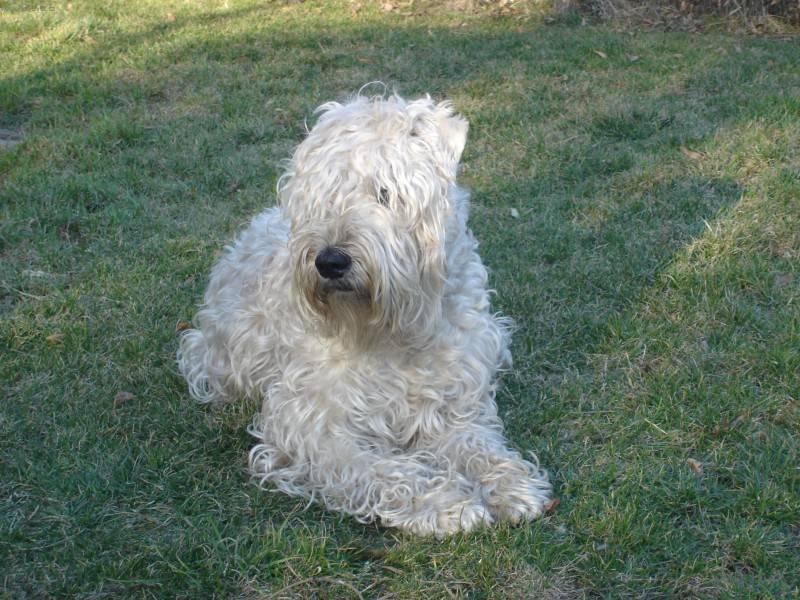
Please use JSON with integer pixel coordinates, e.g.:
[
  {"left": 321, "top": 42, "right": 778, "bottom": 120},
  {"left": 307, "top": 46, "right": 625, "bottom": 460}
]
[{"left": 178, "top": 93, "right": 551, "bottom": 537}]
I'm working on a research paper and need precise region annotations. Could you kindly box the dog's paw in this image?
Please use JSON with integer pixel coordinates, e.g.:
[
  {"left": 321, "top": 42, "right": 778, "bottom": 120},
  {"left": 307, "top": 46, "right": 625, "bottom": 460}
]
[
  {"left": 484, "top": 477, "right": 551, "bottom": 525},
  {"left": 401, "top": 499, "right": 493, "bottom": 538},
  {"left": 438, "top": 499, "right": 494, "bottom": 537}
]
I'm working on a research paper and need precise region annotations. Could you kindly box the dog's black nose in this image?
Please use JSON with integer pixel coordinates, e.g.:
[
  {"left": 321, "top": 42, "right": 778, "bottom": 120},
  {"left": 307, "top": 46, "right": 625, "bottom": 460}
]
[{"left": 315, "top": 247, "right": 352, "bottom": 280}]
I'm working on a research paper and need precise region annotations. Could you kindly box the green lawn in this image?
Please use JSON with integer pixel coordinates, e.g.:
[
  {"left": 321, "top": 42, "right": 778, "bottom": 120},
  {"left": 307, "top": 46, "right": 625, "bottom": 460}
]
[{"left": 2, "top": 1, "right": 799, "bottom": 596}]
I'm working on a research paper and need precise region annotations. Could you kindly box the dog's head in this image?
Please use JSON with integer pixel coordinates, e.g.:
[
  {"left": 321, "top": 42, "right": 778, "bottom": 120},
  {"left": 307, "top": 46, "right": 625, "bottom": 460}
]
[{"left": 279, "top": 94, "right": 469, "bottom": 346}]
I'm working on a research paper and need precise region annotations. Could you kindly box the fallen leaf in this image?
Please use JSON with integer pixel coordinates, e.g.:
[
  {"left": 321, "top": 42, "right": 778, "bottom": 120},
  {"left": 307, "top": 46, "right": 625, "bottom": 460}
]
[
  {"left": 544, "top": 498, "right": 560, "bottom": 513},
  {"left": 176, "top": 320, "right": 192, "bottom": 332},
  {"left": 114, "top": 391, "right": 135, "bottom": 406},
  {"left": 712, "top": 418, "right": 730, "bottom": 437},
  {"left": 687, "top": 458, "right": 703, "bottom": 474},
  {"left": 46, "top": 333, "right": 64, "bottom": 345},
  {"left": 628, "top": 55, "right": 639, "bottom": 62},
  {"left": 510, "top": 208, "right": 520, "bottom": 219},
  {"left": 730, "top": 413, "right": 748, "bottom": 429},
  {"left": 680, "top": 146, "right": 705, "bottom": 161},
  {"left": 592, "top": 49, "right": 608, "bottom": 59}
]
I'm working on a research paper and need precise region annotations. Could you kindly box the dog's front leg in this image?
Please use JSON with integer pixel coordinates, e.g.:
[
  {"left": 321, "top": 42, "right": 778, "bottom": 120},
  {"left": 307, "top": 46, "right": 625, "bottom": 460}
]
[
  {"left": 422, "top": 423, "right": 551, "bottom": 525},
  {"left": 249, "top": 424, "right": 493, "bottom": 537}
]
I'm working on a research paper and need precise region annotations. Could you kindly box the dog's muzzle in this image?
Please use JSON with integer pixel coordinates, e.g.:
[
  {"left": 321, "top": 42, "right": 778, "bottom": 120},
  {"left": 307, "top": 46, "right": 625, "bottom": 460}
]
[{"left": 315, "top": 247, "right": 352, "bottom": 280}]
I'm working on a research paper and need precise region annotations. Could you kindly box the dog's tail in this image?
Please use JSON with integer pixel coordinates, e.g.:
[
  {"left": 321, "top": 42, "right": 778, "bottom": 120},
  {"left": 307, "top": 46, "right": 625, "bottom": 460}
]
[{"left": 177, "top": 327, "right": 226, "bottom": 404}]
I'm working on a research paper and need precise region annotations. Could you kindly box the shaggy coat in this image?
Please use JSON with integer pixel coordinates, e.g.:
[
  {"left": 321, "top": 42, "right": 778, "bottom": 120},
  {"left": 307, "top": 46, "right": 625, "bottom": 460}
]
[{"left": 178, "top": 95, "right": 550, "bottom": 536}]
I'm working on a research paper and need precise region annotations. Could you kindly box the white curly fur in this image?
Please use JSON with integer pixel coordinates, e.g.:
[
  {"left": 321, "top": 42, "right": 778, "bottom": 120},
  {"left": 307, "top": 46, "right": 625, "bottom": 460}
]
[{"left": 177, "top": 93, "right": 551, "bottom": 537}]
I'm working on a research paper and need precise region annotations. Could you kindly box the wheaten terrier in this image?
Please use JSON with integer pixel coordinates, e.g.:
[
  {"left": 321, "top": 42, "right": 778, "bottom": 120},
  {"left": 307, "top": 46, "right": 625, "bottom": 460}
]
[{"left": 178, "top": 93, "right": 551, "bottom": 537}]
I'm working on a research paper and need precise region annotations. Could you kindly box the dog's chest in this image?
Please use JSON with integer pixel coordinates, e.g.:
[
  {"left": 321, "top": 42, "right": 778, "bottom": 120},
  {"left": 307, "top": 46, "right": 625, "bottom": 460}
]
[{"left": 334, "top": 351, "right": 472, "bottom": 446}]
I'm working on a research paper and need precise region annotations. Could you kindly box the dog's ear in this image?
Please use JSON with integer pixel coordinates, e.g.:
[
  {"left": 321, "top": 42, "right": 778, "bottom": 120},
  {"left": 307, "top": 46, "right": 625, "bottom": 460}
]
[
  {"left": 433, "top": 102, "right": 469, "bottom": 166},
  {"left": 409, "top": 98, "right": 469, "bottom": 175}
]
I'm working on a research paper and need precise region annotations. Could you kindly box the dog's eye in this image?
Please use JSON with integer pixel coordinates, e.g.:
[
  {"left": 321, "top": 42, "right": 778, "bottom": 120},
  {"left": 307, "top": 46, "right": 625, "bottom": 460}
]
[{"left": 378, "top": 187, "right": 390, "bottom": 207}]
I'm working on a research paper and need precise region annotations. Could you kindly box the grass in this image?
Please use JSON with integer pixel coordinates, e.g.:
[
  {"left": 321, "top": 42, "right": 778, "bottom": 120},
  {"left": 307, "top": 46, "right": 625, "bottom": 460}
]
[{"left": 1, "top": 0, "right": 798, "bottom": 596}]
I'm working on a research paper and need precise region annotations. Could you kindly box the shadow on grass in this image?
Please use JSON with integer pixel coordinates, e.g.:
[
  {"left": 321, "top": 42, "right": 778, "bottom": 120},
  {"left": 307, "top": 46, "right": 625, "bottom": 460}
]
[
  {"left": 0, "top": 0, "right": 758, "bottom": 506},
  {"left": 2, "top": 3, "right": 796, "bottom": 595}
]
